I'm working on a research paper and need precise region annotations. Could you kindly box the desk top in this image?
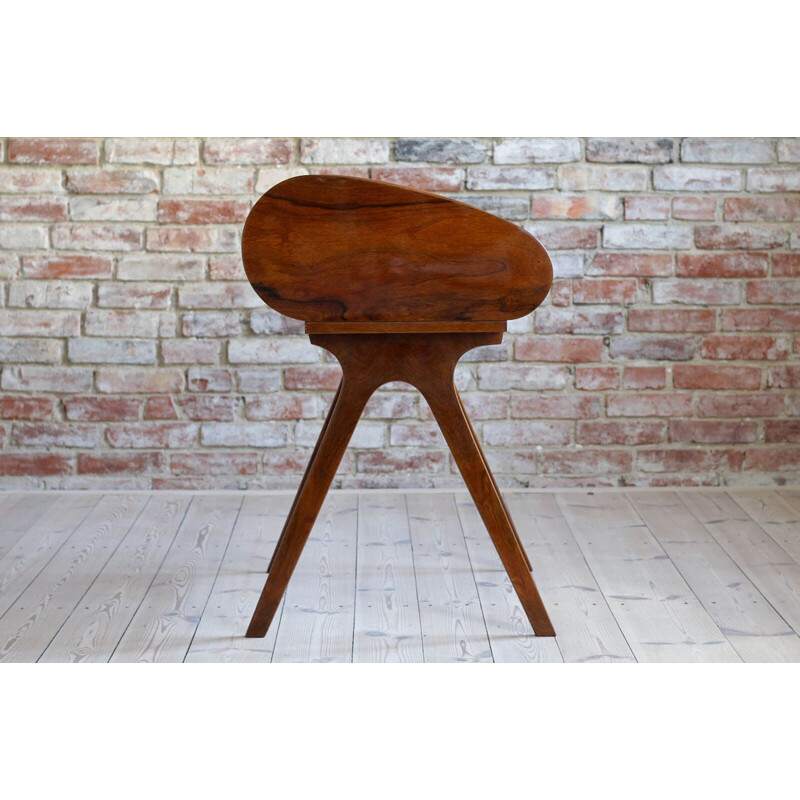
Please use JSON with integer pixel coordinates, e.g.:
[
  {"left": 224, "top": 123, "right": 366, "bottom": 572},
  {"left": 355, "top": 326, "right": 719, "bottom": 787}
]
[{"left": 242, "top": 175, "right": 552, "bottom": 326}]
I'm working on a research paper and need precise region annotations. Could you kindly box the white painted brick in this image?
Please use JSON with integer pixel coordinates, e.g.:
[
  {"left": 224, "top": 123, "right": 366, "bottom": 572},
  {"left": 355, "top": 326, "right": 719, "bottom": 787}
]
[{"left": 603, "top": 224, "right": 693, "bottom": 249}]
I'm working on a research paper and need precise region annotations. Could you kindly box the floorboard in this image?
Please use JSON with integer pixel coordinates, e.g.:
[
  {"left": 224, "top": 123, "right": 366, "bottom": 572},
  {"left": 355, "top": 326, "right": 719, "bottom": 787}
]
[
  {"left": 407, "top": 493, "right": 492, "bottom": 663},
  {"left": 271, "top": 494, "right": 358, "bottom": 663},
  {"left": 630, "top": 492, "right": 800, "bottom": 663},
  {"left": 109, "top": 495, "right": 241, "bottom": 663},
  {"left": 1, "top": 488, "right": 799, "bottom": 663},
  {"left": 353, "top": 493, "right": 424, "bottom": 663},
  {"left": 556, "top": 492, "right": 741, "bottom": 662},
  {"left": 507, "top": 493, "right": 635, "bottom": 663}
]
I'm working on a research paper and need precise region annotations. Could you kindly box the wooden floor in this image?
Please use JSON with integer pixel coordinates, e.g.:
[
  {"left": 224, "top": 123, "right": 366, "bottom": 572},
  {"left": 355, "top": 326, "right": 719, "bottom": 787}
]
[{"left": 1, "top": 488, "right": 800, "bottom": 662}]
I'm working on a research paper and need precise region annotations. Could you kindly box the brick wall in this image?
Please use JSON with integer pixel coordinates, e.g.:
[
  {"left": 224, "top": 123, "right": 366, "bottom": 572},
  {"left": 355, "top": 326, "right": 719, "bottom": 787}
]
[{"left": 0, "top": 137, "right": 798, "bottom": 489}]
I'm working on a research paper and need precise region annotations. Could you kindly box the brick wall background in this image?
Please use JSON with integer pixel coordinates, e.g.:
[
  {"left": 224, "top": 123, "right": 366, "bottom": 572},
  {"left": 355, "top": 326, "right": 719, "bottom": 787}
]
[{"left": 0, "top": 137, "right": 798, "bottom": 489}]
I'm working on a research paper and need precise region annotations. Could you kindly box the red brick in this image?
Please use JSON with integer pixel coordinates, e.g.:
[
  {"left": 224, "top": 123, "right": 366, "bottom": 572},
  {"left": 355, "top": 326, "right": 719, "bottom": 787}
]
[
  {"left": 572, "top": 278, "right": 638, "bottom": 305},
  {"left": 653, "top": 166, "right": 742, "bottom": 191},
  {"left": 623, "top": 366, "right": 666, "bottom": 389},
  {"left": 161, "top": 340, "right": 220, "bottom": 364},
  {"left": 535, "top": 308, "right": 623, "bottom": 335},
  {"left": 530, "top": 194, "right": 620, "bottom": 220},
  {"left": 543, "top": 449, "right": 632, "bottom": 474},
  {"left": 245, "top": 395, "right": 317, "bottom": 420},
  {"left": 510, "top": 395, "right": 600, "bottom": 419},
  {"left": 695, "top": 225, "right": 786, "bottom": 250},
  {"left": 747, "top": 168, "right": 800, "bottom": 192},
  {"left": 638, "top": 449, "right": 719, "bottom": 472},
  {"left": 699, "top": 335, "right": 791, "bottom": 360},
  {"left": 145, "top": 397, "right": 179, "bottom": 419},
  {"left": 773, "top": 254, "right": 800, "bottom": 276},
  {"left": 482, "top": 421, "right": 571, "bottom": 447},
  {"left": 697, "top": 393, "right": 784, "bottom": 418},
  {"left": 624, "top": 196, "right": 670, "bottom": 220},
  {"left": 744, "top": 448, "right": 800, "bottom": 472},
  {"left": 0, "top": 197, "right": 68, "bottom": 221},
  {"left": 170, "top": 452, "right": 259, "bottom": 475},
  {"left": 589, "top": 253, "right": 672, "bottom": 277},
  {"left": 203, "top": 138, "right": 292, "bottom": 164},
  {"left": 357, "top": 450, "right": 446, "bottom": 473},
  {"left": 366, "top": 393, "right": 417, "bottom": 419},
  {"left": 673, "top": 365, "right": 762, "bottom": 390},
  {"left": 182, "top": 312, "right": 241, "bottom": 338},
  {"left": 0, "top": 310, "right": 80, "bottom": 337},
  {"left": 284, "top": 365, "right": 342, "bottom": 390},
  {"left": 8, "top": 138, "right": 98, "bottom": 164},
  {"left": 765, "top": 421, "right": 800, "bottom": 443},
  {"left": 628, "top": 308, "right": 716, "bottom": 332},
  {"left": 96, "top": 368, "right": 184, "bottom": 394},
  {"left": 724, "top": 196, "right": 800, "bottom": 222},
  {"left": 578, "top": 420, "right": 664, "bottom": 445},
  {"left": 11, "top": 423, "right": 98, "bottom": 448},
  {"left": 769, "top": 366, "right": 800, "bottom": 388},
  {"left": 78, "top": 452, "right": 162, "bottom": 474},
  {"left": 188, "top": 368, "right": 233, "bottom": 392},
  {"left": 208, "top": 255, "right": 246, "bottom": 281},
  {"left": 0, "top": 396, "right": 55, "bottom": 420},
  {"left": 747, "top": 280, "right": 800, "bottom": 304},
  {"left": 178, "top": 283, "right": 261, "bottom": 309},
  {"left": 515, "top": 336, "right": 603, "bottom": 362},
  {"left": 0, "top": 453, "right": 72, "bottom": 476},
  {"left": 652, "top": 279, "right": 741, "bottom": 305},
  {"left": 64, "top": 397, "right": 140, "bottom": 421},
  {"left": 575, "top": 366, "right": 619, "bottom": 390},
  {"left": 146, "top": 227, "right": 238, "bottom": 253},
  {"left": 389, "top": 422, "right": 444, "bottom": 447},
  {"left": 371, "top": 167, "right": 463, "bottom": 192},
  {"left": 672, "top": 196, "right": 716, "bottom": 220},
  {"left": 65, "top": 169, "right": 159, "bottom": 194},
  {"left": 96, "top": 283, "right": 171, "bottom": 309},
  {"left": 21, "top": 255, "right": 113, "bottom": 280},
  {"left": 676, "top": 252, "right": 768, "bottom": 278},
  {"left": 107, "top": 422, "right": 197, "bottom": 448},
  {"left": 51, "top": 224, "right": 142, "bottom": 251},
  {"left": 607, "top": 393, "right": 693, "bottom": 417},
  {"left": 669, "top": 420, "right": 757, "bottom": 444},
  {"left": 550, "top": 279, "right": 571, "bottom": 305},
  {"left": 157, "top": 199, "right": 251, "bottom": 224},
  {"left": 179, "top": 396, "right": 236, "bottom": 421},
  {"left": 722, "top": 308, "right": 800, "bottom": 331},
  {"left": 524, "top": 224, "right": 599, "bottom": 249}
]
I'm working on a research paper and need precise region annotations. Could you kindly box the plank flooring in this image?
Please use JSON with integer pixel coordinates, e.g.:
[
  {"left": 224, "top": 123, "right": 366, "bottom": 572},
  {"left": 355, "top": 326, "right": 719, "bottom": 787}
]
[{"left": 1, "top": 489, "right": 800, "bottom": 662}]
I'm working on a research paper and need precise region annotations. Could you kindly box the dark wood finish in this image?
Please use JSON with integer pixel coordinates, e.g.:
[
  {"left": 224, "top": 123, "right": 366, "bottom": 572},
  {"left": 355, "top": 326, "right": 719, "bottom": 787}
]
[
  {"left": 246, "top": 332, "right": 555, "bottom": 638},
  {"left": 242, "top": 175, "right": 552, "bottom": 324},
  {"left": 242, "top": 175, "right": 555, "bottom": 640}
]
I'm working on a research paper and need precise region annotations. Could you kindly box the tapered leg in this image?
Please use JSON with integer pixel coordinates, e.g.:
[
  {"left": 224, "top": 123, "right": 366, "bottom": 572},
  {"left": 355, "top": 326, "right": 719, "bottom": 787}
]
[
  {"left": 453, "top": 390, "right": 534, "bottom": 572},
  {"left": 246, "top": 378, "right": 375, "bottom": 638},
  {"left": 420, "top": 378, "right": 555, "bottom": 636},
  {"left": 266, "top": 381, "right": 343, "bottom": 572}
]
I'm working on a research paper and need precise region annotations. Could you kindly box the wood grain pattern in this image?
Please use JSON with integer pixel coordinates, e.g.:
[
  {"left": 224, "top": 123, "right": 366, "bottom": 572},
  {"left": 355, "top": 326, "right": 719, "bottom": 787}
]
[
  {"left": 680, "top": 491, "right": 800, "bottom": 635},
  {"left": 407, "top": 493, "right": 492, "bottom": 662},
  {"left": 729, "top": 490, "right": 800, "bottom": 565},
  {"left": 353, "top": 493, "right": 424, "bottom": 662},
  {"left": 242, "top": 175, "right": 552, "bottom": 324},
  {"left": 0, "top": 493, "right": 99, "bottom": 620},
  {"left": 630, "top": 491, "right": 800, "bottom": 662},
  {"left": 457, "top": 495, "right": 562, "bottom": 662},
  {"left": 39, "top": 494, "right": 191, "bottom": 662},
  {"left": 271, "top": 494, "right": 358, "bottom": 663},
  {"left": 506, "top": 493, "right": 635, "bottom": 663},
  {"left": 109, "top": 495, "right": 241, "bottom": 663},
  {"left": 185, "top": 494, "right": 291, "bottom": 662},
  {"left": 0, "top": 494, "right": 60, "bottom": 560},
  {"left": 0, "top": 494, "right": 149, "bottom": 663},
  {"left": 557, "top": 492, "right": 741, "bottom": 662}
]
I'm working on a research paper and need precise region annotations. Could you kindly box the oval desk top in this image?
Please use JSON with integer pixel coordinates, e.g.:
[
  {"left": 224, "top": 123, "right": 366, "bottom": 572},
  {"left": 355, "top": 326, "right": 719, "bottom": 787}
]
[{"left": 242, "top": 175, "right": 552, "bottom": 328}]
